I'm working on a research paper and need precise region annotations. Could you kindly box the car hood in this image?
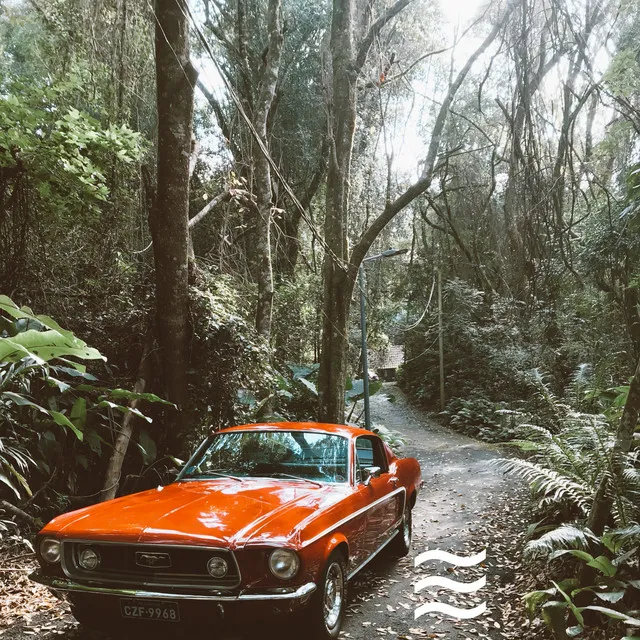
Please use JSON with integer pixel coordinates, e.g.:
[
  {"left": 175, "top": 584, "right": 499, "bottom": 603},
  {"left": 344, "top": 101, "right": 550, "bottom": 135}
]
[{"left": 42, "top": 479, "right": 349, "bottom": 548}]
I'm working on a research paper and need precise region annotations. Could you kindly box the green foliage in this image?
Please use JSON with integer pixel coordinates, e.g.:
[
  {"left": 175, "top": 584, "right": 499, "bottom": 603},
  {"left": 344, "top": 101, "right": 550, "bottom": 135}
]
[
  {"left": 0, "top": 295, "right": 104, "bottom": 364},
  {"left": 0, "top": 80, "right": 143, "bottom": 216},
  {"left": 400, "top": 280, "right": 533, "bottom": 413},
  {"left": 264, "top": 364, "right": 388, "bottom": 426},
  {"left": 523, "top": 533, "right": 640, "bottom": 638},
  {"left": 441, "top": 396, "right": 514, "bottom": 442},
  {"left": 498, "top": 391, "right": 638, "bottom": 526},
  {"left": 262, "top": 363, "right": 319, "bottom": 422},
  {"left": 498, "top": 378, "right": 640, "bottom": 639},
  {"left": 344, "top": 376, "right": 382, "bottom": 404},
  {"left": 0, "top": 296, "right": 166, "bottom": 511},
  {"left": 369, "top": 422, "right": 406, "bottom": 453},
  {"left": 187, "top": 274, "right": 275, "bottom": 434}
]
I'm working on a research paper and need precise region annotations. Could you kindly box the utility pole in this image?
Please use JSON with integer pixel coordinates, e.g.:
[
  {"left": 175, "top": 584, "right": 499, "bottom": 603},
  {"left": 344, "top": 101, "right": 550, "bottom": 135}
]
[
  {"left": 359, "top": 264, "right": 372, "bottom": 430},
  {"left": 359, "top": 248, "right": 408, "bottom": 429},
  {"left": 438, "top": 267, "right": 445, "bottom": 411}
]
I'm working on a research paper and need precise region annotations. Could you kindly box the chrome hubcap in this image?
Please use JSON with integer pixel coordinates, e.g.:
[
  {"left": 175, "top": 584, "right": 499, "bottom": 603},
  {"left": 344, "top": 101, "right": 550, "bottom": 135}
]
[
  {"left": 323, "top": 562, "right": 344, "bottom": 630},
  {"left": 403, "top": 510, "right": 411, "bottom": 548}
]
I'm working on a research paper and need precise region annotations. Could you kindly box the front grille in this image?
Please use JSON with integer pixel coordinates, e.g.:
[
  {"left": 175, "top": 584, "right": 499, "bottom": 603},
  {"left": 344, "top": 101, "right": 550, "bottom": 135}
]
[{"left": 62, "top": 541, "right": 240, "bottom": 588}]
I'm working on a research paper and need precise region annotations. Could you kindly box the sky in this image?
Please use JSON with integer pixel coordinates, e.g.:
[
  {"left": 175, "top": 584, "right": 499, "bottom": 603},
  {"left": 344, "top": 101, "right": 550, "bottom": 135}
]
[
  {"left": 385, "top": 0, "right": 491, "bottom": 177},
  {"left": 194, "top": 0, "right": 614, "bottom": 190},
  {"left": 388, "top": 0, "right": 615, "bottom": 179},
  {"left": 191, "top": 0, "right": 493, "bottom": 179},
  {"left": 439, "top": 0, "right": 488, "bottom": 23}
]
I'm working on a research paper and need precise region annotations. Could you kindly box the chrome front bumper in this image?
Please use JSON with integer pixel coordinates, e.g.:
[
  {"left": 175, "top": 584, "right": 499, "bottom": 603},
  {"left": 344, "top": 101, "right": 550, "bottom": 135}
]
[{"left": 30, "top": 572, "right": 316, "bottom": 602}]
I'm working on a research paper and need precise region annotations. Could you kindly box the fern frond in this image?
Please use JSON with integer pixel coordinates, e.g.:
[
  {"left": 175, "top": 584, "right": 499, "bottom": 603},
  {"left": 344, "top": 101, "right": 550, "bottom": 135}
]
[
  {"left": 572, "top": 363, "right": 593, "bottom": 387},
  {"left": 500, "top": 370, "right": 636, "bottom": 527},
  {"left": 622, "top": 465, "right": 640, "bottom": 486},
  {"left": 496, "top": 458, "right": 592, "bottom": 515},
  {"left": 608, "top": 524, "right": 640, "bottom": 544},
  {"left": 524, "top": 524, "right": 598, "bottom": 559}
]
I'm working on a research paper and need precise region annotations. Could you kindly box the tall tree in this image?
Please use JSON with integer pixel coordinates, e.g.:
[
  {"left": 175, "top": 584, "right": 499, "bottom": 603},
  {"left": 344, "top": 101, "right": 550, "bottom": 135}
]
[
  {"left": 253, "top": 0, "right": 284, "bottom": 338},
  {"left": 317, "top": 0, "right": 512, "bottom": 423},
  {"left": 200, "top": 0, "right": 328, "bottom": 325},
  {"left": 151, "top": 0, "right": 197, "bottom": 416}
]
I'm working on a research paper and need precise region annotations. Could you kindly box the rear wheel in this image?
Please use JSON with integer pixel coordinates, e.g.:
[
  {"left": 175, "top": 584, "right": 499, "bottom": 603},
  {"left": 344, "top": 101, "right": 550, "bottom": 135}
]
[
  {"left": 389, "top": 504, "right": 412, "bottom": 557},
  {"left": 306, "top": 550, "right": 347, "bottom": 639}
]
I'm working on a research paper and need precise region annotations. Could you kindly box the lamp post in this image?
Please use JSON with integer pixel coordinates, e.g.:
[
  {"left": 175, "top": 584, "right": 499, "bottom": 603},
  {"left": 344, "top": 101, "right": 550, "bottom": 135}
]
[{"left": 359, "top": 248, "right": 408, "bottom": 429}]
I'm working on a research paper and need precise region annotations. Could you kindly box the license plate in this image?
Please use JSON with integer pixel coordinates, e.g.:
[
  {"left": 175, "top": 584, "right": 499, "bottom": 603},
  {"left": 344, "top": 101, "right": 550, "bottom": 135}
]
[{"left": 120, "top": 598, "right": 180, "bottom": 622}]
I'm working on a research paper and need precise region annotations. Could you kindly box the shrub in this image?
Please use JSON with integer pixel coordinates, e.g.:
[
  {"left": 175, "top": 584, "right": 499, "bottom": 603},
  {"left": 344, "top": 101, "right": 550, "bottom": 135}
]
[{"left": 0, "top": 295, "right": 165, "bottom": 518}]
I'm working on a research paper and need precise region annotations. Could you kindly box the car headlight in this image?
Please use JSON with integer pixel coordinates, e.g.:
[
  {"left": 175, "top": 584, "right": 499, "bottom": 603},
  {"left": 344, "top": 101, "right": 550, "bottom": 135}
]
[
  {"left": 78, "top": 548, "right": 100, "bottom": 571},
  {"left": 268, "top": 548, "right": 300, "bottom": 580},
  {"left": 207, "top": 556, "right": 228, "bottom": 578},
  {"left": 40, "top": 538, "right": 61, "bottom": 564}
]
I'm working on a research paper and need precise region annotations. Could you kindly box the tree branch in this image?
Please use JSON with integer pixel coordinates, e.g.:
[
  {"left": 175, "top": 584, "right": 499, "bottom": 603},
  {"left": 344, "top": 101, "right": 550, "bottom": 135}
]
[
  {"left": 355, "top": 0, "right": 412, "bottom": 72},
  {"left": 189, "top": 189, "right": 248, "bottom": 229},
  {"left": 359, "top": 45, "right": 451, "bottom": 89},
  {"left": 196, "top": 78, "right": 241, "bottom": 160},
  {"left": 350, "top": 5, "right": 514, "bottom": 269},
  {"left": 0, "top": 500, "right": 43, "bottom": 529}
]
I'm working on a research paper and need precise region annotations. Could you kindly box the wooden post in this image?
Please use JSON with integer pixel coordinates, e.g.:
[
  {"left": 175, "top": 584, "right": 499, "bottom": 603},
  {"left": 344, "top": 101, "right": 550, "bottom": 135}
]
[{"left": 438, "top": 267, "right": 445, "bottom": 411}]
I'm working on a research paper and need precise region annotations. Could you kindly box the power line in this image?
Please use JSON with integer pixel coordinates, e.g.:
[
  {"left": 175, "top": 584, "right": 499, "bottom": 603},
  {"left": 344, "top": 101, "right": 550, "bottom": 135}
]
[{"left": 180, "top": 1, "right": 348, "bottom": 273}]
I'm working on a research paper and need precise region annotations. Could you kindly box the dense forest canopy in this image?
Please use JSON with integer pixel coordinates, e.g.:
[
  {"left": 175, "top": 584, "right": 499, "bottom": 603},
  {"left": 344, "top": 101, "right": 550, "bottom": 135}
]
[{"left": 1, "top": 0, "right": 640, "bottom": 636}]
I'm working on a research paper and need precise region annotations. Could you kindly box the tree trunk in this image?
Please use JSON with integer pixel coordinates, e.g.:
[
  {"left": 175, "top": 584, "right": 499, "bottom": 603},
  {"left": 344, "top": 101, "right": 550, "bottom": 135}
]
[
  {"left": 253, "top": 0, "right": 283, "bottom": 339},
  {"left": 623, "top": 284, "right": 640, "bottom": 361},
  {"left": 317, "top": 0, "right": 357, "bottom": 423},
  {"left": 151, "top": 0, "right": 197, "bottom": 415},
  {"left": 99, "top": 329, "right": 154, "bottom": 502},
  {"left": 317, "top": 266, "right": 358, "bottom": 424}
]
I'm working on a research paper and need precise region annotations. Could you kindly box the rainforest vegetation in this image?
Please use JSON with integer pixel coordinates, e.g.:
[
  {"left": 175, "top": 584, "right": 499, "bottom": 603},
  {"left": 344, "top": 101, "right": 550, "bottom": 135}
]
[{"left": 1, "top": 0, "right": 639, "bottom": 637}]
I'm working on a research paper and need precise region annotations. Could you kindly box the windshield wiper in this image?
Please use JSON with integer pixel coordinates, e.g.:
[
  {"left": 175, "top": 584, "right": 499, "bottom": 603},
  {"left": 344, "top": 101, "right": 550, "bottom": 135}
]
[
  {"left": 266, "top": 472, "right": 322, "bottom": 487},
  {"left": 189, "top": 469, "right": 243, "bottom": 482}
]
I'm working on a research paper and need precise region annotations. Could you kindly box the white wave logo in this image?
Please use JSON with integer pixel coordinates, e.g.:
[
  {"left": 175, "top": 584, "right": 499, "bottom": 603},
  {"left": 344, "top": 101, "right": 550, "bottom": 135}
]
[
  {"left": 414, "top": 549, "right": 486, "bottom": 567},
  {"left": 413, "top": 548, "right": 487, "bottom": 621}
]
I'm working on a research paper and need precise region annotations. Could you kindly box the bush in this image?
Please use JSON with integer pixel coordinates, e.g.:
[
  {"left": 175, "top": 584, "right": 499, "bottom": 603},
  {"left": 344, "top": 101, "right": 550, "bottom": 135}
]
[
  {"left": 187, "top": 273, "right": 274, "bottom": 439},
  {"left": 442, "top": 396, "right": 516, "bottom": 442},
  {"left": 399, "top": 279, "right": 533, "bottom": 410},
  {"left": 0, "top": 295, "right": 165, "bottom": 520},
  {"left": 497, "top": 383, "right": 640, "bottom": 638}
]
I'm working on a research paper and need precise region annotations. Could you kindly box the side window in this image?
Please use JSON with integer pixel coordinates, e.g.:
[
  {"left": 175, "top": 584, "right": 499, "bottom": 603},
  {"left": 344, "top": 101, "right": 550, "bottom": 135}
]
[
  {"left": 355, "top": 436, "right": 388, "bottom": 482},
  {"left": 356, "top": 438, "right": 374, "bottom": 469}
]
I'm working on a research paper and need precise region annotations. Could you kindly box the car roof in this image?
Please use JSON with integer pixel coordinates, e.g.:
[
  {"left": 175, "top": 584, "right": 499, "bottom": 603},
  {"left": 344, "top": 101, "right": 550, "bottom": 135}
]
[{"left": 218, "top": 421, "right": 374, "bottom": 439}]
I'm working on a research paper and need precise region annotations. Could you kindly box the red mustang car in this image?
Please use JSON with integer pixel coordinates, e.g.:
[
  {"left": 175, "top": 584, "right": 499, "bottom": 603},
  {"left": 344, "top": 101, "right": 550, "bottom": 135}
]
[{"left": 31, "top": 422, "right": 422, "bottom": 638}]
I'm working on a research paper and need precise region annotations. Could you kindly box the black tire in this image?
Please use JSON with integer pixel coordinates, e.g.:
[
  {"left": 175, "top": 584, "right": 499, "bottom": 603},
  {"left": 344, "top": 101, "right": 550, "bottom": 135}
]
[
  {"left": 389, "top": 504, "right": 412, "bottom": 557},
  {"left": 306, "top": 550, "right": 347, "bottom": 640},
  {"left": 69, "top": 603, "right": 102, "bottom": 630}
]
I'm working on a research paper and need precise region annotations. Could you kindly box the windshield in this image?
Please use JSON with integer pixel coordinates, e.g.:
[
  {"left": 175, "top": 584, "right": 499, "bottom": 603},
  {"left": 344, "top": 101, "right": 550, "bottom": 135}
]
[{"left": 182, "top": 430, "right": 349, "bottom": 484}]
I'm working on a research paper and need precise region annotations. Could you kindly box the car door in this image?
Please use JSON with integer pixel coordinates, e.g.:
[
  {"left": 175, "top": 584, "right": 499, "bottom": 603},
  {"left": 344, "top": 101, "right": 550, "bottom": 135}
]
[{"left": 354, "top": 435, "right": 403, "bottom": 553}]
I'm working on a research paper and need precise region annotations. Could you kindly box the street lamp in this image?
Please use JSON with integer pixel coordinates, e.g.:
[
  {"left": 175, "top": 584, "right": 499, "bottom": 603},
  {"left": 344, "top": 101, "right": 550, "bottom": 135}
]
[{"left": 359, "top": 248, "right": 408, "bottom": 429}]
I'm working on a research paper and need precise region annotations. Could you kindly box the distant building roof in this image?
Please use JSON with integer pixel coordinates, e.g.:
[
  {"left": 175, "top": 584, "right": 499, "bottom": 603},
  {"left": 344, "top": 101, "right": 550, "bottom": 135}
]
[{"left": 369, "top": 344, "right": 404, "bottom": 370}]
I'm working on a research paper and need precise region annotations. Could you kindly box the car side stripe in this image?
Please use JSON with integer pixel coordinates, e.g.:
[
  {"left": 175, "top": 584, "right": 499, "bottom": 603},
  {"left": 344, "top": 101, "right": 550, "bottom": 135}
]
[{"left": 301, "top": 486, "right": 406, "bottom": 548}]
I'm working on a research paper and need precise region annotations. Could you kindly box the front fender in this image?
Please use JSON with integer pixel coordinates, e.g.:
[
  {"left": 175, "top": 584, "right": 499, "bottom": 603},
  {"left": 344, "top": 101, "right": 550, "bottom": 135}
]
[
  {"left": 323, "top": 533, "right": 349, "bottom": 564},
  {"left": 298, "top": 532, "right": 349, "bottom": 583}
]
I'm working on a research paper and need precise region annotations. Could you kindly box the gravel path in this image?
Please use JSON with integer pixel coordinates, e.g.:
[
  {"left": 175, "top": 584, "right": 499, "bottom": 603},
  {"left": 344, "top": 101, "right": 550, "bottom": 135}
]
[
  {"left": 344, "top": 384, "right": 534, "bottom": 640},
  {"left": 1, "top": 385, "right": 536, "bottom": 640}
]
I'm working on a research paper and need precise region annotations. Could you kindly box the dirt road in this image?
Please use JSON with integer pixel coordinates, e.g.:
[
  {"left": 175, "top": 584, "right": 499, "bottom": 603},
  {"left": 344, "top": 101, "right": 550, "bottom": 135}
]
[{"left": 1, "top": 385, "right": 537, "bottom": 639}]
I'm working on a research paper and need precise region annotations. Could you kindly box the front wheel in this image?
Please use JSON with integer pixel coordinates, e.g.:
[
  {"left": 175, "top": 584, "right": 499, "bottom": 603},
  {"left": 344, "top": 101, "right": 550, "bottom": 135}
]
[
  {"left": 69, "top": 599, "right": 102, "bottom": 630},
  {"left": 306, "top": 550, "right": 347, "bottom": 639}
]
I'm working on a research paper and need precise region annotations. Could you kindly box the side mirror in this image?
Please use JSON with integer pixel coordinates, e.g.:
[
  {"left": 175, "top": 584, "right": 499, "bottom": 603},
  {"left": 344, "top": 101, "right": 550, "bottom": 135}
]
[{"left": 362, "top": 466, "right": 381, "bottom": 486}]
